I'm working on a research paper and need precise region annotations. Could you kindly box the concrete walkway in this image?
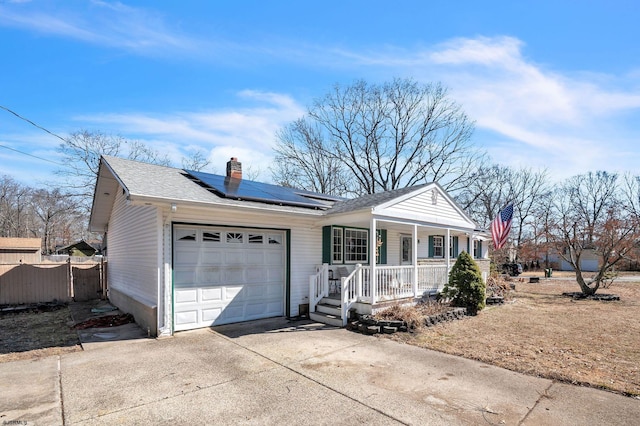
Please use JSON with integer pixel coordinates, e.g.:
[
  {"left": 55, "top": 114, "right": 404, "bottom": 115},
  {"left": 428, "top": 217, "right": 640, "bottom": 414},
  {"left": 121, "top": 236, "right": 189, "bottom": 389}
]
[{"left": 1, "top": 317, "right": 639, "bottom": 425}]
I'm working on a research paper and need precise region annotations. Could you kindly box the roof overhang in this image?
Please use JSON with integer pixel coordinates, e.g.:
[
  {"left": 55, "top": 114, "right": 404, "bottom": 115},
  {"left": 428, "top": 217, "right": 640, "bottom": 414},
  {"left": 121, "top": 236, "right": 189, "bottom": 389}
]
[{"left": 88, "top": 158, "right": 127, "bottom": 233}]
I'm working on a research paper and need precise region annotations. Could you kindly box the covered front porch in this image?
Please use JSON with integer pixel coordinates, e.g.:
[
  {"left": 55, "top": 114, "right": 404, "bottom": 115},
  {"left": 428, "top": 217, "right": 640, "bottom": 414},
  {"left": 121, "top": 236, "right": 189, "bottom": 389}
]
[{"left": 306, "top": 184, "right": 490, "bottom": 326}]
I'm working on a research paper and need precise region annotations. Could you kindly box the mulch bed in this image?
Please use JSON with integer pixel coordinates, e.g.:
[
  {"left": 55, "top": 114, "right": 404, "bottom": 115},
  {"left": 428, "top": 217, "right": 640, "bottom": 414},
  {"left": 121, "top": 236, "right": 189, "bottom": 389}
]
[
  {"left": 562, "top": 292, "right": 620, "bottom": 301},
  {"left": 72, "top": 313, "right": 135, "bottom": 329}
]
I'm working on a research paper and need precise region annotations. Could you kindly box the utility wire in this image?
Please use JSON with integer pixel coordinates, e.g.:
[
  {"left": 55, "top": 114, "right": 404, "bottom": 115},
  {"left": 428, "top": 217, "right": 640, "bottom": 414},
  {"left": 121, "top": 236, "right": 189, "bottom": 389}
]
[
  {"left": 0, "top": 104, "right": 70, "bottom": 167},
  {"left": 0, "top": 143, "right": 65, "bottom": 166},
  {"left": 0, "top": 105, "right": 68, "bottom": 144}
]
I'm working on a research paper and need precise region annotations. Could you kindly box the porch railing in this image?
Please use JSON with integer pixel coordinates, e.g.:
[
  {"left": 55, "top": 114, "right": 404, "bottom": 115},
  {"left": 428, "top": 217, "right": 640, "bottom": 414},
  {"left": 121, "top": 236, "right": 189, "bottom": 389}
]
[
  {"left": 309, "top": 263, "right": 329, "bottom": 313},
  {"left": 312, "top": 263, "right": 449, "bottom": 326},
  {"left": 417, "top": 265, "right": 449, "bottom": 295},
  {"left": 341, "top": 264, "right": 449, "bottom": 305}
]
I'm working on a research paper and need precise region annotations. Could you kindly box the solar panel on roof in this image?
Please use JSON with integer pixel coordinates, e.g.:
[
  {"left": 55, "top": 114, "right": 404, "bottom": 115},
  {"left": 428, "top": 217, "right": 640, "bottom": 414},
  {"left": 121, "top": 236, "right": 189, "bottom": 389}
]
[{"left": 184, "top": 170, "right": 328, "bottom": 208}]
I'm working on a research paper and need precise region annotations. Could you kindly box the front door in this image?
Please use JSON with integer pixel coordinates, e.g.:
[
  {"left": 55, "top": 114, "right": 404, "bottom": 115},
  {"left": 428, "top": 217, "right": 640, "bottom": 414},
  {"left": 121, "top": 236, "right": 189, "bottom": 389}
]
[{"left": 401, "top": 235, "right": 412, "bottom": 265}]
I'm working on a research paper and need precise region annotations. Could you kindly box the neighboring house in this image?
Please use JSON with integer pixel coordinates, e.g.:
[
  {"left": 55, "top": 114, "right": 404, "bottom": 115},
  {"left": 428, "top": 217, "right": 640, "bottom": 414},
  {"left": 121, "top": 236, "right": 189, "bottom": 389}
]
[
  {"left": 56, "top": 240, "right": 99, "bottom": 257},
  {"left": 546, "top": 249, "right": 600, "bottom": 272},
  {"left": 0, "top": 237, "right": 42, "bottom": 264},
  {"left": 89, "top": 156, "right": 490, "bottom": 336}
]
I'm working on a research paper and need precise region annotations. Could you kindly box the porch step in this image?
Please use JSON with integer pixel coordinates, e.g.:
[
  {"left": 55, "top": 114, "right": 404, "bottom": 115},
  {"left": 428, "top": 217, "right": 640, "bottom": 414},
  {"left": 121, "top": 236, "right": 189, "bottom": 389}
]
[
  {"left": 309, "top": 311, "right": 343, "bottom": 327},
  {"left": 316, "top": 302, "right": 341, "bottom": 317},
  {"left": 320, "top": 297, "right": 341, "bottom": 306}
]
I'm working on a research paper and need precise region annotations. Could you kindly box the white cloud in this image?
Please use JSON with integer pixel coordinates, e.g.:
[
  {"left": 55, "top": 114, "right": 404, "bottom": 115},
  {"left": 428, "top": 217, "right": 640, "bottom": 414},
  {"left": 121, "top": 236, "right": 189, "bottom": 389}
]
[
  {"left": 74, "top": 90, "right": 305, "bottom": 181},
  {"left": 421, "top": 37, "right": 640, "bottom": 178},
  {"left": 0, "top": 1, "right": 198, "bottom": 55},
  {"left": 298, "top": 35, "right": 640, "bottom": 178}
]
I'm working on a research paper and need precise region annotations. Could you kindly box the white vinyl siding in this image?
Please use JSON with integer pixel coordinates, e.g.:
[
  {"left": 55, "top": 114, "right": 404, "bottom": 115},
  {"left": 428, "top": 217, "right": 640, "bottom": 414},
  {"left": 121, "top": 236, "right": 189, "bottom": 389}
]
[
  {"left": 107, "top": 191, "right": 160, "bottom": 306},
  {"left": 376, "top": 186, "right": 477, "bottom": 230}
]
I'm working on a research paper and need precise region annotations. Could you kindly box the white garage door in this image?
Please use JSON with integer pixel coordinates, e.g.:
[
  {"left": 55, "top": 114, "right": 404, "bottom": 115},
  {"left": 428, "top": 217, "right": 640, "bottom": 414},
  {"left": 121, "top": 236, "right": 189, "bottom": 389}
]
[{"left": 173, "top": 225, "right": 286, "bottom": 331}]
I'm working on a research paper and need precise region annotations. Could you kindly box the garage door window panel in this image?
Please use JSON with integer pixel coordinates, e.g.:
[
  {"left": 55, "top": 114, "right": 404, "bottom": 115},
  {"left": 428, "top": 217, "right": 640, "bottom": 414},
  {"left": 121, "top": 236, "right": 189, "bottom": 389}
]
[
  {"left": 203, "top": 231, "right": 221, "bottom": 242},
  {"left": 176, "top": 229, "right": 197, "bottom": 241},
  {"left": 227, "top": 232, "right": 244, "bottom": 243}
]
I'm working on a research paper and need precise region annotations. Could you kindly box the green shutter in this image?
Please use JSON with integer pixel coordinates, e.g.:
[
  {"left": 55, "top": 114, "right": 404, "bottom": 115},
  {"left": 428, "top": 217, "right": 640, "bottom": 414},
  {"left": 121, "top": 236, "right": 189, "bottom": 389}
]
[
  {"left": 376, "top": 229, "right": 387, "bottom": 265},
  {"left": 466, "top": 237, "right": 470, "bottom": 254},
  {"left": 477, "top": 241, "right": 482, "bottom": 259},
  {"left": 453, "top": 236, "right": 459, "bottom": 258},
  {"left": 428, "top": 236, "right": 434, "bottom": 258},
  {"left": 322, "top": 226, "right": 332, "bottom": 264}
]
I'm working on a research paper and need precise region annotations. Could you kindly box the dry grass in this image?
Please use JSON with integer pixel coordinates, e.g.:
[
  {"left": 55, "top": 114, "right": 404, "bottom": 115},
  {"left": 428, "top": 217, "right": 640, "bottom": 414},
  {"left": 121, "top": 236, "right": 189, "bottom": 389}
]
[
  {"left": 386, "top": 277, "right": 640, "bottom": 397},
  {"left": 0, "top": 306, "right": 81, "bottom": 363},
  {"left": 374, "top": 302, "right": 452, "bottom": 329}
]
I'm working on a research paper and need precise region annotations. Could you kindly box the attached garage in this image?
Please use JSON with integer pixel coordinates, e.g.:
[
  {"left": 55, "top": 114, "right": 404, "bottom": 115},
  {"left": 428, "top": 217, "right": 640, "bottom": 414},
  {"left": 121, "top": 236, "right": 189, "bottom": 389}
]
[{"left": 173, "top": 224, "right": 287, "bottom": 331}]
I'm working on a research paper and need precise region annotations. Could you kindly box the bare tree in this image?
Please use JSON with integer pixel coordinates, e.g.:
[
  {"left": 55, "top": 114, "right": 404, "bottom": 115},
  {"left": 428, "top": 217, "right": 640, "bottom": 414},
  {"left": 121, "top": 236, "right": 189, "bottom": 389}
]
[
  {"left": 0, "top": 176, "right": 34, "bottom": 238},
  {"left": 272, "top": 78, "right": 483, "bottom": 196},
  {"left": 456, "top": 164, "right": 515, "bottom": 228},
  {"left": 181, "top": 149, "right": 212, "bottom": 172},
  {"left": 56, "top": 130, "right": 171, "bottom": 207},
  {"left": 29, "top": 188, "right": 82, "bottom": 253},
  {"left": 272, "top": 118, "right": 349, "bottom": 194},
  {"left": 547, "top": 171, "right": 640, "bottom": 295}
]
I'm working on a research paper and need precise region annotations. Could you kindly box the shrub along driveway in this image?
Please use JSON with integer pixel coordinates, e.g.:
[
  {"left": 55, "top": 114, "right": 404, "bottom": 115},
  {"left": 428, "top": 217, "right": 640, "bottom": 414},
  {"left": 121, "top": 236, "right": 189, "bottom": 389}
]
[{"left": 1, "top": 317, "right": 639, "bottom": 425}]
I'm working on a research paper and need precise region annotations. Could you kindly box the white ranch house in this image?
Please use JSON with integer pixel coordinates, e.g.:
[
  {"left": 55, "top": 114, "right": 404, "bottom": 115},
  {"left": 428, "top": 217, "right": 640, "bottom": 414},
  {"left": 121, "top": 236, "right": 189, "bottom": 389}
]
[{"left": 90, "top": 156, "right": 490, "bottom": 336}]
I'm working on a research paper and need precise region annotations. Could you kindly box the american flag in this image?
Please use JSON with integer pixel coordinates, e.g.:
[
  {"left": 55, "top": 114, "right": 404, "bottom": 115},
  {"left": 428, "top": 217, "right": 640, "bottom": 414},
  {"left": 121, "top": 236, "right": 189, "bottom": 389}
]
[{"left": 491, "top": 204, "right": 513, "bottom": 250}]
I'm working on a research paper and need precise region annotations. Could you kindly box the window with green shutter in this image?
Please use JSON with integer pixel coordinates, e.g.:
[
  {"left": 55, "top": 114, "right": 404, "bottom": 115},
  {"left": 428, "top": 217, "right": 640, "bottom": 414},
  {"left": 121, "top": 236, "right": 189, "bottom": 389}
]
[
  {"left": 449, "top": 236, "right": 459, "bottom": 258},
  {"left": 321, "top": 225, "right": 386, "bottom": 265}
]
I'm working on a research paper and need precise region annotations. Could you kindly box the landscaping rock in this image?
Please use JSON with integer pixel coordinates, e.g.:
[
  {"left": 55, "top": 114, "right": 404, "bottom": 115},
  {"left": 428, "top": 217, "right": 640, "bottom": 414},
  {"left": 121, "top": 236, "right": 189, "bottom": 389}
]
[
  {"left": 364, "top": 325, "right": 379, "bottom": 335},
  {"left": 381, "top": 326, "right": 397, "bottom": 334}
]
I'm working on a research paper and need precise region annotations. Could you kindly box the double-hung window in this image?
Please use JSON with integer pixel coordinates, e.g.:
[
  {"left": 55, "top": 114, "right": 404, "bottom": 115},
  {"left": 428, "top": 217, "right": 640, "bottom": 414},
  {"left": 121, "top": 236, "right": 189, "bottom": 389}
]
[
  {"left": 332, "top": 227, "right": 343, "bottom": 263},
  {"left": 325, "top": 226, "right": 369, "bottom": 264},
  {"left": 433, "top": 236, "right": 444, "bottom": 258},
  {"left": 344, "top": 228, "right": 368, "bottom": 263},
  {"left": 473, "top": 240, "right": 482, "bottom": 259}
]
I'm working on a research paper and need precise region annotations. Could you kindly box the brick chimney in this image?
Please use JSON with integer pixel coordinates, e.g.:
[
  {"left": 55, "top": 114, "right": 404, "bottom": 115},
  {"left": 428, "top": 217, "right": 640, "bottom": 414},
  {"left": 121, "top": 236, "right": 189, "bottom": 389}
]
[{"left": 226, "top": 157, "right": 242, "bottom": 180}]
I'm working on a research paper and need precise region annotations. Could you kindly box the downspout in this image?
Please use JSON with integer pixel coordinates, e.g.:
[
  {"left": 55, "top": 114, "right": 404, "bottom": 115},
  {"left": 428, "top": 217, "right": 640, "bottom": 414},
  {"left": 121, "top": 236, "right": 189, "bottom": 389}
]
[{"left": 158, "top": 206, "right": 173, "bottom": 337}]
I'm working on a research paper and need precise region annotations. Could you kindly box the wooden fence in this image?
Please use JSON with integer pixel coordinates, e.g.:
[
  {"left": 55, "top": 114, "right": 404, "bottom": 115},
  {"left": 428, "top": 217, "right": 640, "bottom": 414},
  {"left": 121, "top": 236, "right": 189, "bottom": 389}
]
[{"left": 0, "top": 259, "right": 107, "bottom": 305}]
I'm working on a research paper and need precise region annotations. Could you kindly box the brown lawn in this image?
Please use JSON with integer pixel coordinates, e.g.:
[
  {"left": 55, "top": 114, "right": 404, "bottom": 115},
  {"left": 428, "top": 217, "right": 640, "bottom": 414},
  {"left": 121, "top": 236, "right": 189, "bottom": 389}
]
[
  {"left": 0, "top": 306, "right": 81, "bottom": 363},
  {"left": 385, "top": 277, "right": 640, "bottom": 397}
]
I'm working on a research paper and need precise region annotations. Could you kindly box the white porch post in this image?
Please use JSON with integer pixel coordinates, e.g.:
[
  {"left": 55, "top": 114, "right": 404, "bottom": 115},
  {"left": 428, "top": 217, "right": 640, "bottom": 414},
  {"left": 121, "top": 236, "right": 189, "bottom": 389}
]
[
  {"left": 370, "top": 217, "right": 377, "bottom": 303},
  {"left": 446, "top": 228, "right": 451, "bottom": 272},
  {"left": 412, "top": 224, "right": 418, "bottom": 297},
  {"left": 470, "top": 232, "right": 475, "bottom": 257}
]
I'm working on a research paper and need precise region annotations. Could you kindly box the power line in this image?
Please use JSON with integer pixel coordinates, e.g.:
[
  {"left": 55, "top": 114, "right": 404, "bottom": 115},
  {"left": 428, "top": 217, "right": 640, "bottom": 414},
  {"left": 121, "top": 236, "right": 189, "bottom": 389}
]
[
  {"left": 0, "top": 104, "right": 70, "bottom": 167},
  {"left": 0, "top": 143, "right": 65, "bottom": 166},
  {"left": 0, "top": 105, "right": 68, "bottom": 144}
]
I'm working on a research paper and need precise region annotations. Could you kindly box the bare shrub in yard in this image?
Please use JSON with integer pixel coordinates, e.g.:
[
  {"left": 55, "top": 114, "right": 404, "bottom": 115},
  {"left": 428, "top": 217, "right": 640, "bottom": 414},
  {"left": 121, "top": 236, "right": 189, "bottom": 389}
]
[
  {"left": 486, "top": 275, "right": 512, "bottom": 299},
  {"left": 374, "top": 302, "right": 451, "bottom": 330}
]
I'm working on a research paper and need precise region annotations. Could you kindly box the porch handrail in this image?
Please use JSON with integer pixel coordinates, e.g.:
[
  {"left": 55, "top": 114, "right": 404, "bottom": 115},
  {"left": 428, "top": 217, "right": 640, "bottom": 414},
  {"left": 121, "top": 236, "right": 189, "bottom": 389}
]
[
  {"left": 309, "top": 263, "right": 329, "bottom": 313},
  {"left": 341, "top": 263, "right": 365, "bottom": 326}
]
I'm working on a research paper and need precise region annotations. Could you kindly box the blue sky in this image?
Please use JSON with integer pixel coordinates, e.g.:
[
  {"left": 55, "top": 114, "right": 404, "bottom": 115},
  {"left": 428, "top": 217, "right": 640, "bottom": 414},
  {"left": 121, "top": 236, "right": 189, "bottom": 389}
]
[{"left": 1, "top": 0, "right": 639, "bottom": 188}]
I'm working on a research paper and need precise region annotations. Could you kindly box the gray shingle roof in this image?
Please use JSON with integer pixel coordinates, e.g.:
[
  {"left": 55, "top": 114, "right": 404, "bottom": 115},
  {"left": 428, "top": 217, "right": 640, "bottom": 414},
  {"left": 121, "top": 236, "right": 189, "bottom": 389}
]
[
  {"left": 101, "top": 156, "right": 330, "bottom": 215},
  {"left": 99, "top": 156, "right": 436, "bottom": 218},
  {"left": 326, "top": 184, "right": 429, "bottom": 215}
]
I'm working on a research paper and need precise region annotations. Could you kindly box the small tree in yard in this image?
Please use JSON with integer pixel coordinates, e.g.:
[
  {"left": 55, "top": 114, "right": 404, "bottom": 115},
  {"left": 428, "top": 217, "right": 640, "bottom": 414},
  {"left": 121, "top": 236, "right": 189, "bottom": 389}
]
[
  {"left": 442, "top": 251, "right": 486, "bottom": 315},
  {"left": 546, "top": 171, "right": 640, "bottom": 296}
]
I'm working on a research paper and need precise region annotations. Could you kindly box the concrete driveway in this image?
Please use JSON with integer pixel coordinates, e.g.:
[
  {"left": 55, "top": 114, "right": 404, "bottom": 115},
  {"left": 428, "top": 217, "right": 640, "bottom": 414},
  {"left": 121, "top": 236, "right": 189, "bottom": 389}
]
[{"left": 2, "top": 317, "right": 639, "bottom": 425}]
